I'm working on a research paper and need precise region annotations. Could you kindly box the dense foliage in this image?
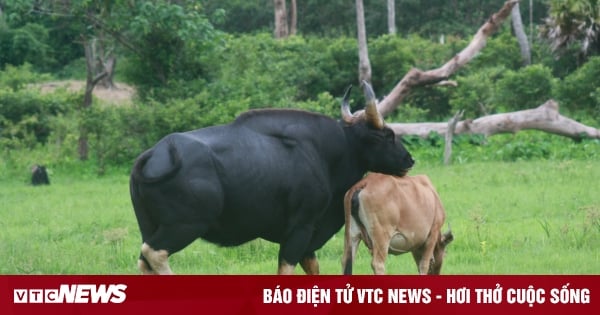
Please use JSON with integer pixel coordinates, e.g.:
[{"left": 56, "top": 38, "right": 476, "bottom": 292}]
[{"left": 0, "top": 0, "right": 598, "bottom": 178}]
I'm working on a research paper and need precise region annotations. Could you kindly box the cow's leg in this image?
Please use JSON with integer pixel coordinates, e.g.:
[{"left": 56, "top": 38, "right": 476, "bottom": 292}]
[
  {"left": 369, "top": 229, "right": 390, "bottom": 275},
  {"left": 411, "top": 249, "right": 424, "bottom": 274},
  {"left": 370, "top": 241, "right": 389, "bottom": 275},
  {"left": 342, "top": 216, "right": 362, "bottom": 275},
  {"left": 430, "top": 246, "right": 444, "bottom": 275},
  {"left": 300, "top": 252, "right": 319, "bottom": 275},
  {"left": 413, "top": 232, "right": 439, "bottom": 275}
]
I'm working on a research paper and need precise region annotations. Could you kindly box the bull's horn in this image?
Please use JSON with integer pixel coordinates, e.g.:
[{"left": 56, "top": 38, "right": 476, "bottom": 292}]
[
  {"left": 340, "top": 85, "right": 354, "bottom": 124},
  {"left": 362, "top": 80, "right": 384, "bottom": 129}
]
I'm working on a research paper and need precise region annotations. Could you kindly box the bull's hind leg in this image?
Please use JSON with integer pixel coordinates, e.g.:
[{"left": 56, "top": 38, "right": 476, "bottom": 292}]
[
  {"left": 141, "top": 222, "right": 210, "bottom": 275},
  {"left": 141, "top": 243, "right": 173, "bottom": 275},
  {"left": 138, "top": 254, "right": 157, "bottom": 274}
]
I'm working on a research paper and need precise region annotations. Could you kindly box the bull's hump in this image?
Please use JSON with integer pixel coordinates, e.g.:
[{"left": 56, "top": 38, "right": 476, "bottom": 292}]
[
  {"left": 235, "top": 108, "right": 340, "bottom": 140},
  {"left": 234, "top": 108, "right": 332, "bottom": 125}
]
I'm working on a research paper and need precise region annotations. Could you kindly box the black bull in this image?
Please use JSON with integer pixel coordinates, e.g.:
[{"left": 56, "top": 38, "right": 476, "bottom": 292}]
[{"left": 130, "top": 83, "right": 414, "bottom": 274}]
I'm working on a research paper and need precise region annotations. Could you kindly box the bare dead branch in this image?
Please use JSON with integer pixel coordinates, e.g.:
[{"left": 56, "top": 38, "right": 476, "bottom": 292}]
[
  {"left": 348, "top": 0, "right": 518, "bottom": 120},
  {"left": 389, "top": 100, "right": 600, "bottom": 140},
  {"left": 376, "top": 0, "right": 518, "bottom": 117}
]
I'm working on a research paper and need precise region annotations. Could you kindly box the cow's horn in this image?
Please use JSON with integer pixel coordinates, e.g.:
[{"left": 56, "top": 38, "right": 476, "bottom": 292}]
[
  {"left": 340, "top": 85, "right": 355, "bottom": 124},
  {"left": 362, "top": 80, "right": 384, "bottom": 129}
]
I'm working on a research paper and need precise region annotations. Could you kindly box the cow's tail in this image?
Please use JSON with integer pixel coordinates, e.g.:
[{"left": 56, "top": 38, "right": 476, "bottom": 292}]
[
  {"left": 131, "top": 137, "right": 182, "bottom": 184},
  {"left": 342, "top": 183, "right": 367, "bottom": 275},
  {"left": 441, "top": 221, "right": 454, "bottom": 247}
]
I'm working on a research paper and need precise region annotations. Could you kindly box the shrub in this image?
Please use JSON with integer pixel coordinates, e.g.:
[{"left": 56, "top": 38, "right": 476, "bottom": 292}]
[
  {"left": 493, "top": 64, "right": 557, "bottom": 112},
  {"left": 449, "top": 66, "right": 506, "bottom": 118},
  {"left": 0, "top": 63, "right": 52, "bottom": 91},
  {"left": 0, "top": 23, "right": 55, "bottom": 72},
  {"left": 556, "top": 56, "right": 600, "bottom": 113},
  {"left": 0, "top": 86, "right": 78, "bottom": 146}
]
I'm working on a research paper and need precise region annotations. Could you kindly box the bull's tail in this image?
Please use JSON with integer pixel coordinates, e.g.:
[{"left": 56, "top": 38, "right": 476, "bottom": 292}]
[
  {"left": 130, "top": 137, "right": 182, "bottom": 184},
  {"left": 129, "top": 172, "right": 157, "bottom": 273},
  {"left": 129, "top": 137, "right": 182, "bottom": 273}
]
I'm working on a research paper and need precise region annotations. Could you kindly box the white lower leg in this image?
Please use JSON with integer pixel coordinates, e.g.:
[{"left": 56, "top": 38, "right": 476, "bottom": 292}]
[
  {"left": 141, "top": 243, "right": 174, "bottom": 275},
  {"left": 138, "top": 259, "right": 157, "bottom": 275}
]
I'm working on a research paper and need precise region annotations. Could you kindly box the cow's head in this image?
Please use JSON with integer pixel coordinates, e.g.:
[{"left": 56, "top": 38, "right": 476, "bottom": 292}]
[{"left": 341, "top": 82, "right": 414, "bottom": 176}]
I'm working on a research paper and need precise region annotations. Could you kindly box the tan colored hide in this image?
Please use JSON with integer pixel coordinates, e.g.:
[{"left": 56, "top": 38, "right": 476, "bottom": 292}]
[{"left": 342, "top": 173, "right": 452, "bottom": 275}]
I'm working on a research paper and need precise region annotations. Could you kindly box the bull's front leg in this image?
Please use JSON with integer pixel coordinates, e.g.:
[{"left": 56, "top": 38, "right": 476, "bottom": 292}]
[
  {"left": 277, "top": 223, "right": 319, "bottom": 275},
  {"left": 300, "top": 252, "right": 319, "bottom": 275}
]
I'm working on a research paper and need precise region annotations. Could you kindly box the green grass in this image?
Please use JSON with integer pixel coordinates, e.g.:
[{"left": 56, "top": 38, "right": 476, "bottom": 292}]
[{"left": 0, "top": 160, "right": 598, "bottom": 274}]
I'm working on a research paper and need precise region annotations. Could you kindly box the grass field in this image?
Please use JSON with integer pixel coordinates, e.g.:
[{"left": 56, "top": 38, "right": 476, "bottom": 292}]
[{"left": 0, "top": 160, "right": 598, "bottom": 275}]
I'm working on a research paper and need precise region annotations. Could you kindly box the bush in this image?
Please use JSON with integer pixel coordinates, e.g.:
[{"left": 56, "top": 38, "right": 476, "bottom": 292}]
[
  {"left": 449, "top": 66, "right": 506, "bottom": 117},
  {"left": 0, "top": 86, "right": 78, "bottom": 146},
  {"left": 494, "top": 64, "right": 557, "bottom": 111},
  {"left": 468, "top": 27, "right": 523, "bottom": 72},
  {"left": 556, "top": 56, "right": 600, "bottom": 113},
  {"left": 0, "top": 63, "right": 52, "bottom": 91}
]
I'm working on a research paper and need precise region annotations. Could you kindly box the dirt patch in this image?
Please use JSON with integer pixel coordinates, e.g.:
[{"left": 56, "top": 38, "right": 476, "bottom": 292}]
[{"left": 38, "top": 80, "right": 136, "bottom": 105}]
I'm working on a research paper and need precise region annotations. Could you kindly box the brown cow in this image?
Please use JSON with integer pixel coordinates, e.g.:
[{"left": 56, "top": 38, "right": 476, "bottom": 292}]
[{"left": 341, "top": 173, "right": 453, "bottom": 275}]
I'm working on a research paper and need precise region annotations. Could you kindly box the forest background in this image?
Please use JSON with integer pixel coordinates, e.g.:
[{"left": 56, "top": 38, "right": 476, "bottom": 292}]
[
  {"left": 1, "top": 0, "right": 599, "bottom": 176},
  {"left": 0, "top": 0, "right": 598, "bottom": 274}
]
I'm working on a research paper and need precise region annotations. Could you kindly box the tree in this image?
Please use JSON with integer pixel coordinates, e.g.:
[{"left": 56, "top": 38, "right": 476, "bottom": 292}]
[
  {"left": 511, "top": 2, "right": 531, "bottom": 65},
  {"left": 388, "top": 0, "right": 396, "bottom": 34},
  {"left": 540, "top": 0, "right": 600, "bottom": 60},
  {"left": 355, "top": 1, "right": 599, "bottom": 141},
  {"left": 78, "top": 36, "right": 108, "bottom": 161},
  {"left": 356, "top": 0, "right": 371, "bottom": 83},
  {"left": 290, "top": 0, "right": 297, "bottom": 36},
  {"left": 273, "top": 0, "right": 289, "bottom": 38},
  {"left": 273, "top": 0, "right": 297, "bottom": 38}
]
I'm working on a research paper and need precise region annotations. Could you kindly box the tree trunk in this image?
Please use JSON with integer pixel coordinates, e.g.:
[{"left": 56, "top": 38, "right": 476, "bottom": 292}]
[
  {"left": 290, "top": 0, "right": 297, "bottom": 36},
  {"left": 511, "top": 2, "right": 531, "bottom": 65},
  {"left": 444, "top": 110, "right": 464, "bottom": 165},
  {"left": 101, "top": 55, "right": 116, "bottom": 89},
  {"left": 355, "top": 0, "right": 372, "bottom": 83},
  {"left": 388, "top": 100, "right": 600, "bottom": 140},
  {"left": 273, "top": 0, "right": 289, "bottom": 39},
  {"left": 387, "top": 0, "right": 396, "bottom": 34},
  {"left": 78, "top": 38, "right": 108, "bottom": 161}
]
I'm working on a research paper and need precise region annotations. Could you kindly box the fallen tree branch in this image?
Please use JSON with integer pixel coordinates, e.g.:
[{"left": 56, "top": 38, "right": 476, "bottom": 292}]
[
  {"left": 444, "top": 110, "right": 464, "bottom": 165},
  {"left": 352, "top": 0, "right": 518, "bottom": 119},
  {"left": 388, "top": 100, "right": 600, "bottom": 140}
]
